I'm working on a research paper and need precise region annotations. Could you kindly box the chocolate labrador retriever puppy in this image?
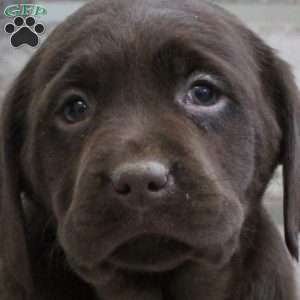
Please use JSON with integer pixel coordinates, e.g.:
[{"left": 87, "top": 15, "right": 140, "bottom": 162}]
[{"left": 0, "top": 0, "right": 299, "bottom": 299}]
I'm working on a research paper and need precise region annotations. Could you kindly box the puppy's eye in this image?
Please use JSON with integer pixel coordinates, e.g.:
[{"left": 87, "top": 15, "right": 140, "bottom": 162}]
[
  {"left": 63, "top": 96, "right": 90, "bottom": 123},
  {"left": 186, "top": 82, "right": 220, "bottom": 107}
]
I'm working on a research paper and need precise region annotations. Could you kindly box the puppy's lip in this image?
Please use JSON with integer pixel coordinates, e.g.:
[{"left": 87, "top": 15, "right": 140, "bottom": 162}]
[{"left": 106, "top": 233, "right": 194, "bottom": 272}]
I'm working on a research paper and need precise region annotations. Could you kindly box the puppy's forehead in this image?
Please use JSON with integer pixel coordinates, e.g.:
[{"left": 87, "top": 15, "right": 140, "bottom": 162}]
[{"left": 35, "top": 0, "right": 256, "bottom": 87}]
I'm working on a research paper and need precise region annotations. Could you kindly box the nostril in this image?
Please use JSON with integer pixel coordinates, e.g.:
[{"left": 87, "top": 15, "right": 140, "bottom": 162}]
[
  {"left": 148, "top": 176, "right": 168, "bottom": 192},
  {"left": 115, "top": 183, "right": 131, "bottom": 195},
  {"left": 148, "top": 181, "right": 160, "bottom": 192}
]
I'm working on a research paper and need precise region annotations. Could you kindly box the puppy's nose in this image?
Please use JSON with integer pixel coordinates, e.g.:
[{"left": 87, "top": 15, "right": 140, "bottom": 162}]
[{"left": 111, "top": 161, "right": 171, "bottom": 209}]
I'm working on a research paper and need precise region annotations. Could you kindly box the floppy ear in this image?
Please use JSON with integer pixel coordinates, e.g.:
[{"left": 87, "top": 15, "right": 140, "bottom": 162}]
[
  {"left": 276, "top": 58, "right": 300, "bottom": 261},
  {"left": 0, "top": 64, "right": 35, "bottom": 296},
  {"left": 263, "top": 50, "right": 300, "bottom": 260}
]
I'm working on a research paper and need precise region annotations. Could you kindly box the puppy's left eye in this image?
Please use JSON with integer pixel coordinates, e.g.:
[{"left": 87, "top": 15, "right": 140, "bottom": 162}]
[
  {"left": 186, "top": 82, "right": 220, "bottom": 107},
  {"left": 63, "top": 96, "right": 90, "bottom": 123}
]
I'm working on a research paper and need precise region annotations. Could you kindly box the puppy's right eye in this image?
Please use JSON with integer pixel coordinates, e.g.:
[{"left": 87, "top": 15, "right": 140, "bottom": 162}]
[
  {"left": 187, "top": 82, "right": 220, "bottom": 107},
  {"left": 62, "top": 96, "right": 90, "bottom": 123}
]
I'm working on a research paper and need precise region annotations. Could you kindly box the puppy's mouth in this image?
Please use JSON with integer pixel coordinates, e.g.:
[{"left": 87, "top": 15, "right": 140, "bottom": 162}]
[{"left": 107, "top": 234, "right": 193, "bottom": 272}]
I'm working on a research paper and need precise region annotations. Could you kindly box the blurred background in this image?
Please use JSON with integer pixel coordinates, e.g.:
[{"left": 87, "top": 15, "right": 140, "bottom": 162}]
[{"left": 0, "top": 0, "right": 299, "bottom": 261}]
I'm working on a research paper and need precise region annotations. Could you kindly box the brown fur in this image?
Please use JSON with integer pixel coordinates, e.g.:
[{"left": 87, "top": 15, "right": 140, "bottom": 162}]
[{"left": 0, "top": 1, "right": 299, "bottom": 299}]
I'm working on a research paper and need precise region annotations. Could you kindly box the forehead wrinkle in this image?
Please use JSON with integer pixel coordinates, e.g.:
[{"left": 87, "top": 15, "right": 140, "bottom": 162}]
[
  {"left": 35, "top": 13, "right": 131, "bottom": 87},
  {"left": 45, "top": 1, "right": 239, "bottom": 74},
  {"left": 119, "top": 5, "right": 255, "bottom": 77},
  {"left": 35, "top": 0, "right": 258, "bottom": 100}
]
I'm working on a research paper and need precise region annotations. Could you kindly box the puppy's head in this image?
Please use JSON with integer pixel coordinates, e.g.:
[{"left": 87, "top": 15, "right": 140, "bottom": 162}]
[{"left": 1, "top": 0, "right": 299, "bottom": 294}]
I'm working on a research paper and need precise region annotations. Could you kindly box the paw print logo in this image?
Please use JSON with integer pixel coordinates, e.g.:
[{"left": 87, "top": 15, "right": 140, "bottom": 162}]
[{"left": 4, "top": 16, "right": 45, "bottom": 48}]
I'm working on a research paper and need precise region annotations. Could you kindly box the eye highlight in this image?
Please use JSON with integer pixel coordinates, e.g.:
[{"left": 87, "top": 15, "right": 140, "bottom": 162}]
[
  {"left": 62, "top": 95, "right": 90, "bottom": 123},
  {"left": 187, "top": 82, "right": 220, "bottom": 107}
]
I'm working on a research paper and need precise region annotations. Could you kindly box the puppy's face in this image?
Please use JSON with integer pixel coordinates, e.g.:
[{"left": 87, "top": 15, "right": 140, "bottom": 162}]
[{"left": 19, "top": 0, "right": 282, "bottom": 284}]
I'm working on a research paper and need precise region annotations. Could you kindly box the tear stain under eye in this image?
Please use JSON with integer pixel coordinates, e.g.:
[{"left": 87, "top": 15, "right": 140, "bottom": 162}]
[
  {"left": 187, "top": 99, "right": 239, "bottom": 133},
  {"left": 185, "top": 97, "right": 228, "bottom": 115}
]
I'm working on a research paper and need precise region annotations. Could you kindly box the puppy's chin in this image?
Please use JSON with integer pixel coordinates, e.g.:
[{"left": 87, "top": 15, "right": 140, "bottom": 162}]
[
  {"left": 67, "top": 234, "right": 193, "bottom": 279},
  {"left": 107, "top": 234, "right": 194, "bottom": 272},
  {"left": 105, "top": 233, "right": 239, "bottom": 272},
  {"left": 105, "top": 229, "right": 239, "bottom": 272},
  {"left": 66, "top": 231, "right": 239, "bottom": 286}
]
